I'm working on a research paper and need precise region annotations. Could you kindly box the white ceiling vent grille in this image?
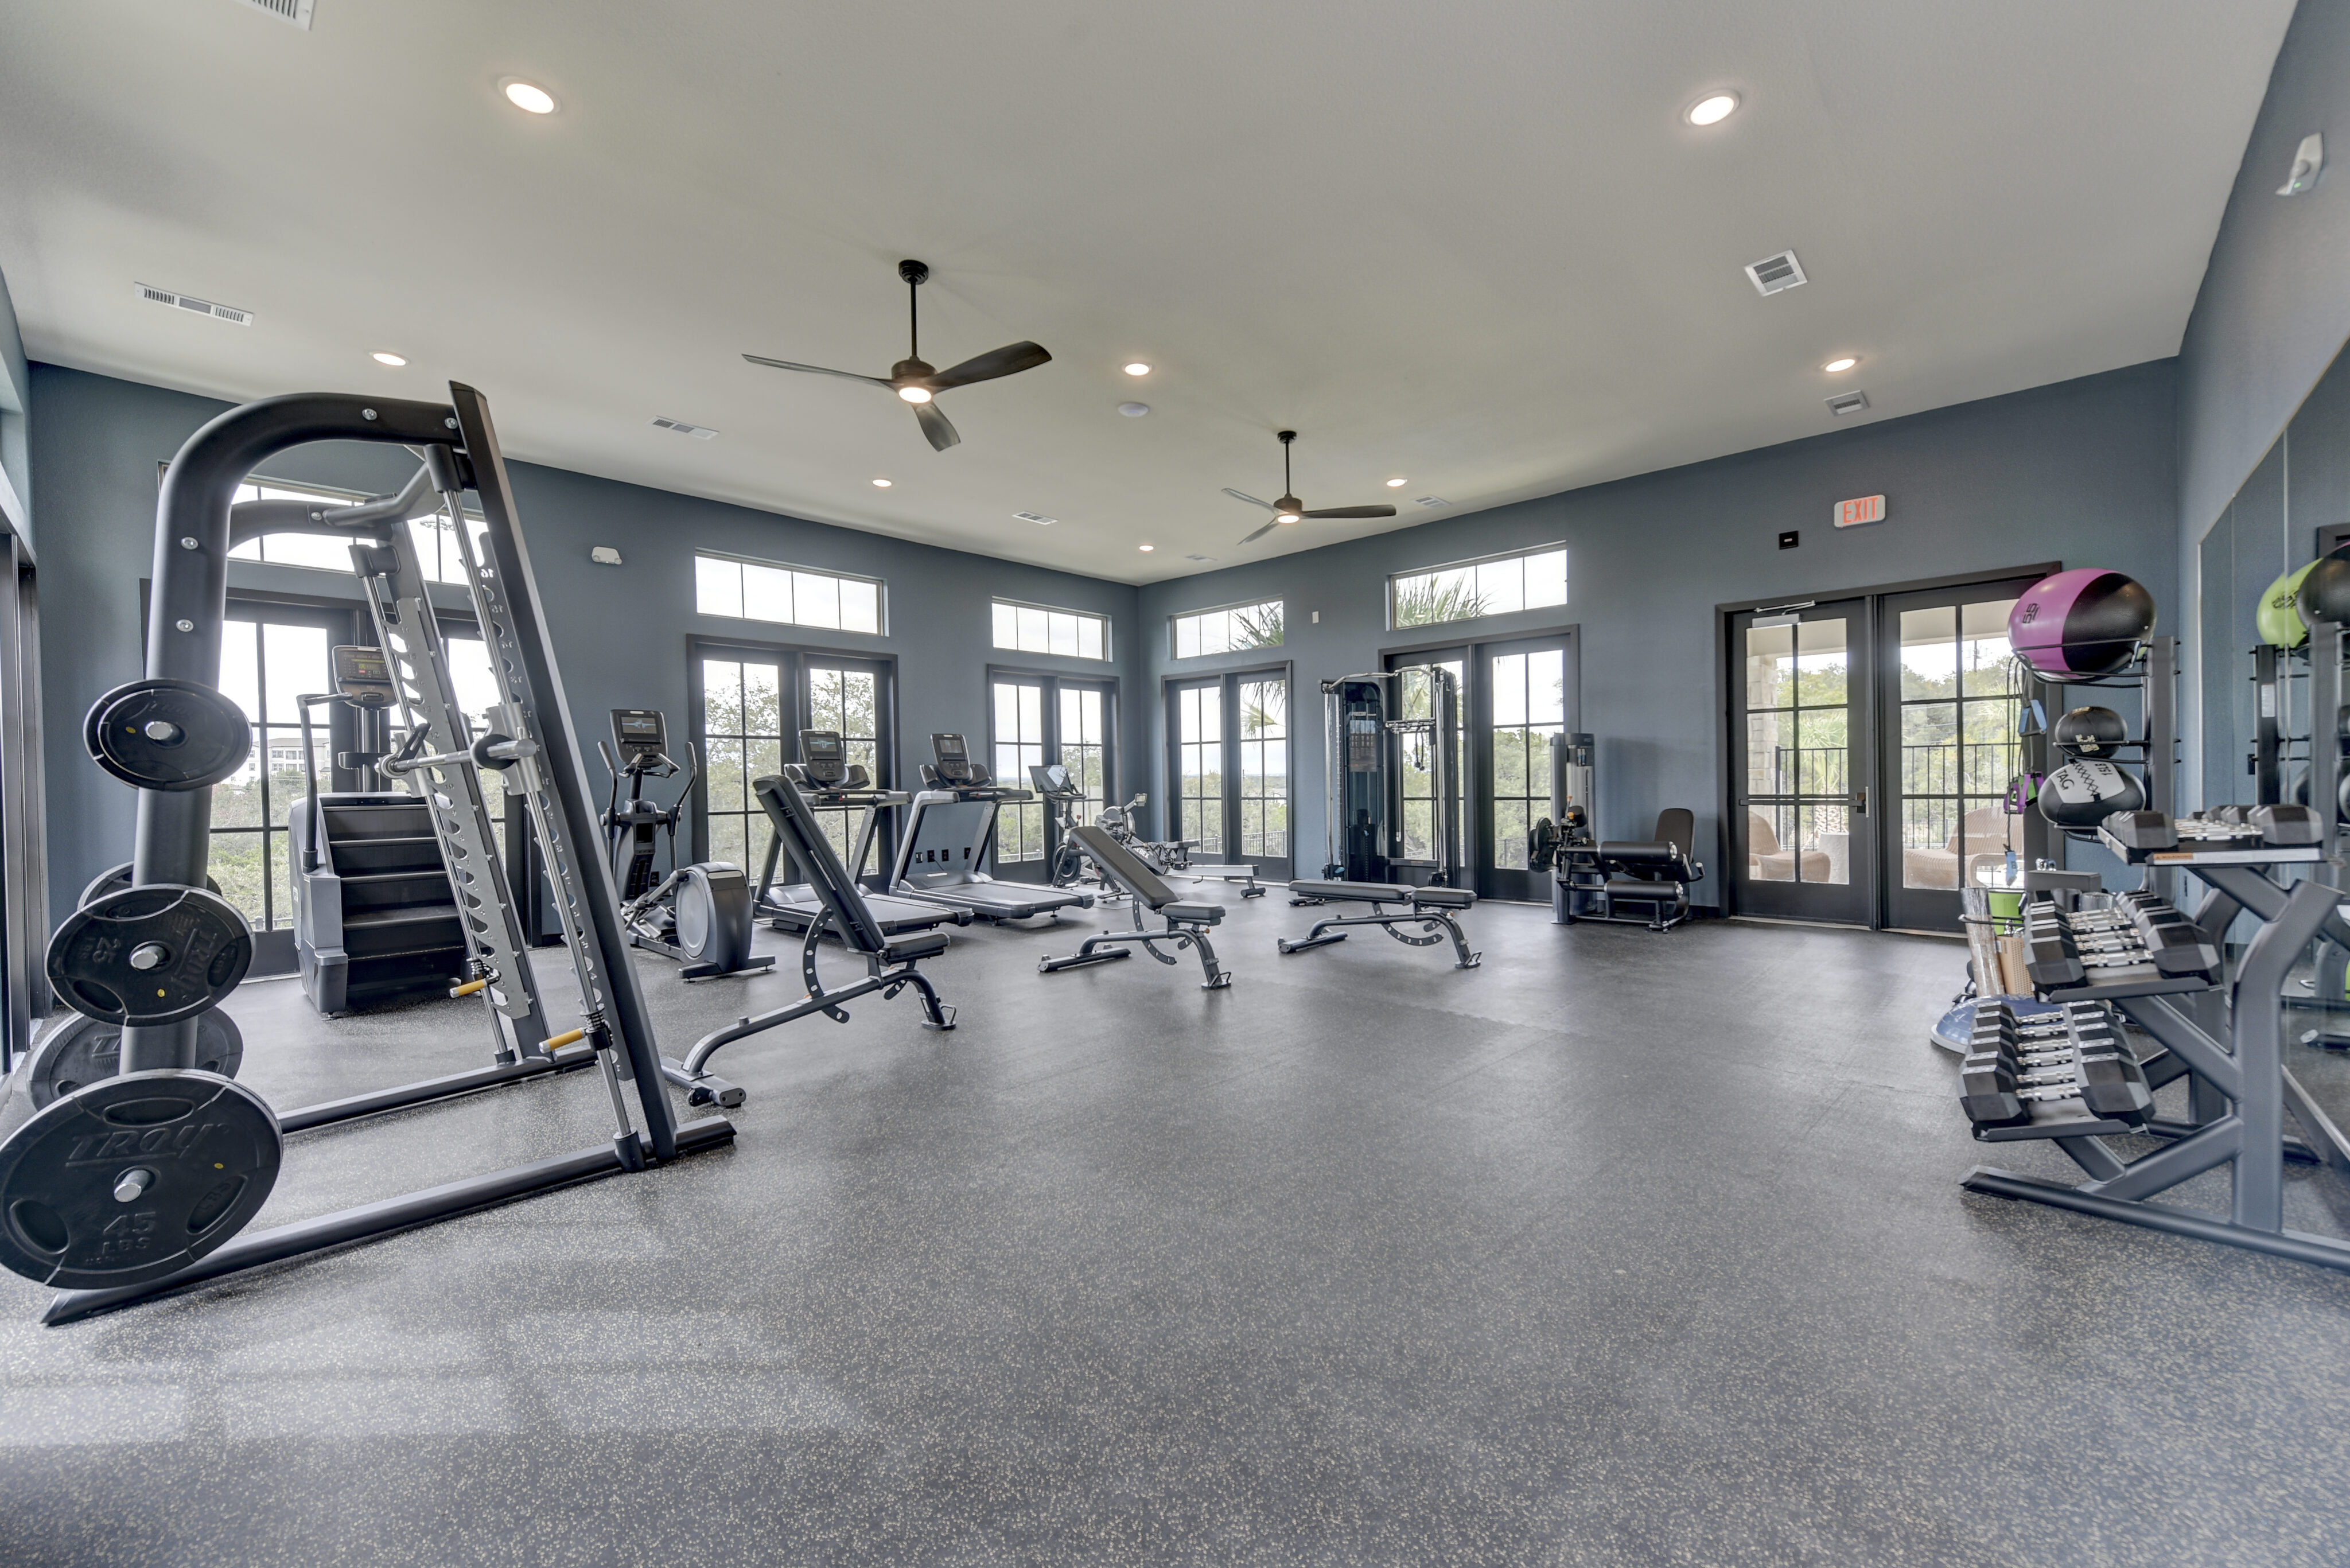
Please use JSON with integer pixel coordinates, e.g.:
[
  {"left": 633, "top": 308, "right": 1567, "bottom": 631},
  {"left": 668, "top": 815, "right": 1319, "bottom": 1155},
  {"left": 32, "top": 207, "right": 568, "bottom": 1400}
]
[
  {"left": 1013, "top": 511, "right": 1056, "bottom": 526},
  {"left": 233, "top": 0, "right": 315, "bottom": 28},
  {"left": 1413, "top": 495, "right": 1451, "bottom": 509},
  {"left": 1825, "top": 390, "right": 1870, "bottom": 417},
  {"left": 650, "top": 417, "right": 717, "bottom": 439},
  {"left": 1184, "top": 554, "right": 1216, "bottom": 562},
  {"left": 136, "top": 283, "right": 252, "bottom": 326},
  {"left": 1744, "top": 250, "right": 1807, "bottom": 296}
]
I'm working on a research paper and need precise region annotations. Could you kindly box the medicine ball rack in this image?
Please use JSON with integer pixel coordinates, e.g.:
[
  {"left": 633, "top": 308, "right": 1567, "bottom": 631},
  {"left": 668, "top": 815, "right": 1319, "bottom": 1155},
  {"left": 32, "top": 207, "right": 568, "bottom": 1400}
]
[{"left": 6, "top": 384, "right": 732, "bottom": 1325}]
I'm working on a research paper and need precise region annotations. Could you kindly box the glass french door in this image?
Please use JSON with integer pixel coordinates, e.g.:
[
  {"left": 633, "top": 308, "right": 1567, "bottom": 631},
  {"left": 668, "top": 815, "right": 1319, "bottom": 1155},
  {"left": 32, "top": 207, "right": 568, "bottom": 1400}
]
[
  {"left": 693, "top": 643, "right": 894, "bottom": 882},
  {"left": 1880, "top": 578, "right": 2039, "bottom": 931},
  {"left": 1166, "top": 669, "right": 1293, "bottom": 880},
  {"left": 1386, "top": 633, "right": 1575, "bottom": 900},
  {"left": 987, "top": 671, "right": 1118, "bottom": 882},
  {"left": 1731, "top": 600, "right": 1872, "bottom": 924}
]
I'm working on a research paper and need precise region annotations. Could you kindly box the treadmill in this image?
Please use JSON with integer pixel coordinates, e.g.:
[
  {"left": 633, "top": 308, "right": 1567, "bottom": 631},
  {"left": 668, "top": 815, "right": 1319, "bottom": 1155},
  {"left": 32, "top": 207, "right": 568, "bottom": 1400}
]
[
  {"left": 889, "top": 733, "right": 1096, "bottom": 924},
  {"left": 752, "top": 730, "right": 973, "bottom": 937}
]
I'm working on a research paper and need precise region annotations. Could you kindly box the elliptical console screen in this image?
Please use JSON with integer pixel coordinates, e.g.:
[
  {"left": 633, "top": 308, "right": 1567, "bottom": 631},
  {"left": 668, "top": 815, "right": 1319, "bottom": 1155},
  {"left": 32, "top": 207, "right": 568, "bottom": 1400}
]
[
  {"left": 332, "top": 645, "right": 396, "bottom": 707},
  {"left": 611, "top": 709, "right": 667, "bottom": 766},
  {"left": 931, "top": 733, "right": 974, "bottom": 784},
  {"left": 799, "top": 730, "right": 847, "bottom": 785}
]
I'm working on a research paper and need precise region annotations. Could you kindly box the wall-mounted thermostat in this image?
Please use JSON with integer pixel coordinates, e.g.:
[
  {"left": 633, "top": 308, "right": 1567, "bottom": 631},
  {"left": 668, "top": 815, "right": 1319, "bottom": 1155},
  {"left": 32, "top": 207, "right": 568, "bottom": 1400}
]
[
  {"left": 1833, "top": 495, "right": 1886, "bottom": 529},
  {"left": 591, "top": 546, "right": 624, "bottom": 566}
]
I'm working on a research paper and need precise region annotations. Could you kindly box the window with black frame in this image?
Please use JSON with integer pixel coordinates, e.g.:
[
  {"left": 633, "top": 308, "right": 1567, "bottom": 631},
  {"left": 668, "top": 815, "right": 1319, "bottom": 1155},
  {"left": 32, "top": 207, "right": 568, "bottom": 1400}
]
[
  {"left": 694, "top": 644, "right": 894, "bottom": 881},
  {"left": 985, "top": 671, "right": 1117, "bottom": 880}
]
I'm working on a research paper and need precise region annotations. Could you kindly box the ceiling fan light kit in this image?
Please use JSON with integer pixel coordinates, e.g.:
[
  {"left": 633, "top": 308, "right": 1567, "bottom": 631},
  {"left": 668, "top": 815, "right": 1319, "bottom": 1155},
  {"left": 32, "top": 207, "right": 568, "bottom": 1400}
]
[
  {"left": 1228, "top": 429, "right": 1399, "bottom": 545},
  {"left": 745, "top": 258, "right": 1052, "bottom": 451}
]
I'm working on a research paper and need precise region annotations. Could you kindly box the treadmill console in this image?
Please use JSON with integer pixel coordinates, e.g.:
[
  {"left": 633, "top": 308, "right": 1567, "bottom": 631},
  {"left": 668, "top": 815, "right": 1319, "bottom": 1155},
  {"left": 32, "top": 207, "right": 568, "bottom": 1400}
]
[
  {"left": 332, "top": 645, "right": 397, "bottom": 709},
  {"left": 799, "top": 730, "right": 848, "bottom": 786},
  {"left": 929, "top": 733, "right": 980, "bottom": 786},
  {"left": 610, "top": 709, "right": 668, "bottom": 771}
]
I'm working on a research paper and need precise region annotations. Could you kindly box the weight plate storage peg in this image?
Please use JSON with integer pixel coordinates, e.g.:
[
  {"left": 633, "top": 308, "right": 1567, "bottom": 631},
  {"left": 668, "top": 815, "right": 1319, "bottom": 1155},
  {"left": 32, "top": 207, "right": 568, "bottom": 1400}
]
[
  {"left": 77, "top": 862, "right": 221, "bottom": 910},
  {"left": 46, "top": 886, "right": 252, "bottom": 1026},
  {"left": 84, "top": 678, "right": 251, "bottom": 792},
  {"left": 20, "top": 1011, "right": 244, "bottom": 1110},
  {"left": 0, "top": 1069, "right": 281, "bottom": 1289}
]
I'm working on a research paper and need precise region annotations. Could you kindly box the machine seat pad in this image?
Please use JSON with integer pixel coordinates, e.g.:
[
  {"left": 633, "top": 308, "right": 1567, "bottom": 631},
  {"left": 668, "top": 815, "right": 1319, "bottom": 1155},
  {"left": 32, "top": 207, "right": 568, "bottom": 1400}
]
[
  {"left": 1604, "top": 877, "right": 1681, "bottom": 898},
  {"left": 1288, "top": 880, "right": 1413, "bottom": 903},
  {"left": 1162, "top": 902, "right": 1225, "bottom": 925},
  {"left": 882, "top": 930, "right": 952, "bottom": 963}
]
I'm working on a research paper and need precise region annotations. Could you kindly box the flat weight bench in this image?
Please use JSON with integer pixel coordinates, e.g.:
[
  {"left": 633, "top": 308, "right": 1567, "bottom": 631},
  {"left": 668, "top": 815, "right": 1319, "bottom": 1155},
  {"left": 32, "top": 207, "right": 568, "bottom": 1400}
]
[
  {"left": 1040, "top": 823, "right": 1232, "bottom": 989},
  {"left": 1281, "top": 881, "right": 1481, "bottom": 969}
]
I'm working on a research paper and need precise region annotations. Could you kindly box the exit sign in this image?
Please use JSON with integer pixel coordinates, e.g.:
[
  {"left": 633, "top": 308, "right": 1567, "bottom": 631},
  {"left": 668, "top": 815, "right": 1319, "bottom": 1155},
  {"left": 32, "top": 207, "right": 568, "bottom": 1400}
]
[{"left": 1834, "top": 494, "right": 1886, "bottom": 528}]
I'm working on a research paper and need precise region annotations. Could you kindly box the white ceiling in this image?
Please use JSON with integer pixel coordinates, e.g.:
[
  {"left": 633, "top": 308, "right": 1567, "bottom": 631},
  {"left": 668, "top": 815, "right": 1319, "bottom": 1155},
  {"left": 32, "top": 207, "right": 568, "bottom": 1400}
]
[{"left": 0, "top": 0, "right": 2294, "bottom": 583}]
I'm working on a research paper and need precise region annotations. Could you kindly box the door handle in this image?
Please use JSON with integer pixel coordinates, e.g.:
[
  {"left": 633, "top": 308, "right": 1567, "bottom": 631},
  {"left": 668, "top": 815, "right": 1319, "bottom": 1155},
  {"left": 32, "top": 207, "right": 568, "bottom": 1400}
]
[{"left": 1853, "top": 786, "right": 1869, "bottom": 817}]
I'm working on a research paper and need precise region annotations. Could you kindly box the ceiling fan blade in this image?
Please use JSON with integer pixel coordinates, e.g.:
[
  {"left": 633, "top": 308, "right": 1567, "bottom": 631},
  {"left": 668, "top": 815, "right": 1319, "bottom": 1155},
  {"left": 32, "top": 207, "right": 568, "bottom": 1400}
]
[
  {"left": 742, "top": 353, "right": 893, "bottom": 388},
  {"left": 1301, "top": 505, "right": 1399, "bottom": 520},
  {"left": 1238, "top": 521, "right": 1281, "bottom": 544},
  {"left": 914, "top": 399, "right": 961, "bottom": 451},
  {"left": 928, "top": 341, "right": 1052, "bottom": 391},
  {"left": 1223, "top": 489, "right": 1276, "bottom": 511}
]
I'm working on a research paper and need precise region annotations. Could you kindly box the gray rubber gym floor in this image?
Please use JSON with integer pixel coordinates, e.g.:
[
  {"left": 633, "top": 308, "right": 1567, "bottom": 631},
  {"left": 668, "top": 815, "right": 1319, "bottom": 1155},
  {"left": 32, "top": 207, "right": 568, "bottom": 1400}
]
[{"left": 4, "top": 896, "right": 2350, "bottom": 1567}]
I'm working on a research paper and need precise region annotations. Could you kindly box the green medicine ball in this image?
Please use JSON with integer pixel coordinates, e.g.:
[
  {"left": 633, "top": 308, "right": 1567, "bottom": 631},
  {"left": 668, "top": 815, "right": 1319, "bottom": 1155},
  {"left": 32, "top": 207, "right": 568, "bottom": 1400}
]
[{"left": 2259, "top": 560, "right": 2319, "bottom": 647}]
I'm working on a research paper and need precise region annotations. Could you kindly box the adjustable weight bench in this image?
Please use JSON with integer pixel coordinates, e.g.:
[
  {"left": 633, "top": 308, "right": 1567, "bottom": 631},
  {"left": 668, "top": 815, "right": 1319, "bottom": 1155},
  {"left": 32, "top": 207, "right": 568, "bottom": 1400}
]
[
  {"left": 1040, "top": 823, "right": 1232, "bottom": 989},
  {"left": 1280, "top": 880, "right": 1481, "bottom": 968},
  {"left": 660, "top": 772, "right": 955, "bottom": 1109}
]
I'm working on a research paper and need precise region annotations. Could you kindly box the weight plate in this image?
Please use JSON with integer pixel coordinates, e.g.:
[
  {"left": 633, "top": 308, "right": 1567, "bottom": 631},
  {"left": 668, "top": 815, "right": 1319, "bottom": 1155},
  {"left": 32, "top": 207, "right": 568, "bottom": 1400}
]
[
  {"left": 0, "top": 1069, "right": 281, "bottom": 1289},
  {"left": 46, "top": 886, "right": 252, "bottom": 1026},
  {"left": 21, "top": 1010, "right": 244, "bottom": 1110},
  {"left": 79, "top": 862, "right": 223, "bottom": 909},
  {"left": 84, "top": 678, "right": 252, "bottom": 792}
]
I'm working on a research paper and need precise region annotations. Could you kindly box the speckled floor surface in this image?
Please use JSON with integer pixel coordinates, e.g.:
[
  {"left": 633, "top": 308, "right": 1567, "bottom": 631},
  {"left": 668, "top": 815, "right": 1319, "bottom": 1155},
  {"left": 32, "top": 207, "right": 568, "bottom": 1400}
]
[{"left": 3, "top": 897, "right": 2350, "bottom": 1567}]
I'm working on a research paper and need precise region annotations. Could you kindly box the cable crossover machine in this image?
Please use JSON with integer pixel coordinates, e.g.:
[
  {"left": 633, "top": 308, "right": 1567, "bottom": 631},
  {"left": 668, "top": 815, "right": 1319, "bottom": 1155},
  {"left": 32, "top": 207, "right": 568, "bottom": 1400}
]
[{"left": 0, "top": 384, "right": 733, "bottom": 1324}]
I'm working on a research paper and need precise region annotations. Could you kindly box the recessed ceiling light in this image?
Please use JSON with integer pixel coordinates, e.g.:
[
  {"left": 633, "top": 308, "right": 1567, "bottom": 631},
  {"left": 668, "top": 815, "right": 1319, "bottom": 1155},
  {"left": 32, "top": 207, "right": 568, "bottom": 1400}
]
[
  {"left": 1686, "top": 92, "right": 1738, "bottom": 127},
  {"left": 1822, "top": 356, "right": 1859, "bottom": 373},
  {"left": 502, "top": 79, "right": 558, "bottom": 115},
  {"left": 1386, "top": 477, "right": 1407, "bottom": 488},
  {"left": 1118, "top": 402, "right": 1149, "bottom": 417},
  {"left": 898, "top": 386, "right": 933, "bottom": 403},
  {"left": 371, "top": 352, "right": 406, "bottom": 367},
  {"left": 1138, "top": 544, "right": 1155, "bottom": 552},
  {"left": 1123, "top": 363, "right": 1151, "bottom": 376},
  {"left": 871, "top": 477, "right": 892, "bottom": 488}
]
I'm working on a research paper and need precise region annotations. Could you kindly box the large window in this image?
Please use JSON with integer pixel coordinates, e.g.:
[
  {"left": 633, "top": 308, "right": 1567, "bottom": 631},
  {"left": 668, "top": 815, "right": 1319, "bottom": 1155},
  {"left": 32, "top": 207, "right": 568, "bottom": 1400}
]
[
  {"left": 992, "top": 600, "right": 1108, "bottom": 660},
  {"left": 1390, "top": 546, "right": 1567, "bottom": 629},
  {"left": 211, "top": 605, "right": 340, "bottom": 931},
  {"left": 1166, "top": 669, "right": 1292, "bottom": 878},
  {"left": 695, "top": 553, "right": 882, "bottom": 636},
  {"left": 1488, "top": 647, "right": 1567, "bottom": 870},
  {"left": 693, "top": 645, "right": 893, "bottom": 882},
  {"left": 986, "top": 672, "right": 1116, "bottom": 880},
  {"left": 1172, "top": 599, "right": 1283, "bottom": 659},
  {"left": 217, "top": 473, "right": 485, "bottom": 586}
]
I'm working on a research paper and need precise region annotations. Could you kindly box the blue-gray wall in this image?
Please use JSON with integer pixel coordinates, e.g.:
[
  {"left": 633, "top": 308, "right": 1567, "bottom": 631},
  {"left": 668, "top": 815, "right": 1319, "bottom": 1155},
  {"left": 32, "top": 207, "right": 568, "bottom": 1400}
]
[
  {"left": 1139, "top": 361, "right": 2182, "bottom": 906},
  {"left": 28, "top": 365, "right": 1144, "bottom": 920},
  {"left": 2178, "top": 0, "right": 2350, "bottom": 810}
]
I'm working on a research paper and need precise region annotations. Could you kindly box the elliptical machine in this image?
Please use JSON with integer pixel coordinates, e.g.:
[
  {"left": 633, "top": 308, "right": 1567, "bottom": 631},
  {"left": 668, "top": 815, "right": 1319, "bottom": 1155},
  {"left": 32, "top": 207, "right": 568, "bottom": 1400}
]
[{"left": 597, "top": 709, "right": 772, "bottom": 981}]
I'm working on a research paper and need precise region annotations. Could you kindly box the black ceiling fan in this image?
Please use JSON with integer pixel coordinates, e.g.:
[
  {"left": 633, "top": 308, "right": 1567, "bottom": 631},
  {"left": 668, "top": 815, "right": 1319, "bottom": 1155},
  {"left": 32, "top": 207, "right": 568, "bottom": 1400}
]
[
  {"left": 742, "top": 259, "right": 1051, "bottom": 451},
  {"left": 1228, "top": 430, "right": 1396, "bottom": 544}
]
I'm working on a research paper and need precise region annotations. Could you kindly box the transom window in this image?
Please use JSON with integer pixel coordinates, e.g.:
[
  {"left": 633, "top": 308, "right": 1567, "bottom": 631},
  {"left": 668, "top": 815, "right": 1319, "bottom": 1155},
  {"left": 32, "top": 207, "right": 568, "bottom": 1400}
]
[
  {"left": 695, "top": 552, "right": 883, "bottom": 636},
  {"left": 1390, "top": 546, "right": 1567, "bottom": 629},
  {"left": 991, "top": 599, "right": 1108, "bottom": 660},
  {"left": 1172, "top": 598, "right": 1283, "bottom": 659},
  {"left": 217, "top": 472, "right": 484, "bottom": 585}
]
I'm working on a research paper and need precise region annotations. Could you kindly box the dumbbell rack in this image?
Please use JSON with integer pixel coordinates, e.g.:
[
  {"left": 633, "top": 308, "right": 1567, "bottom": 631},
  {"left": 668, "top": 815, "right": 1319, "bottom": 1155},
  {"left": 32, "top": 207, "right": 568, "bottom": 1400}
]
[{"left": 1960, "top": 808, "right": 2350, "bottom": 1271}]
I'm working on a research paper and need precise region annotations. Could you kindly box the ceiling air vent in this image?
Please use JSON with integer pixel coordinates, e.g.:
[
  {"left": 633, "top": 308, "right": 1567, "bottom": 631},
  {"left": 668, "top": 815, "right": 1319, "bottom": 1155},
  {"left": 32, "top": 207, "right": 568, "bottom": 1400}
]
[
  {"left": 650, "top": 417, "right": 717, "bottom": 439},
  {"left": 1013, "top": 511, "right": 1056, "bottom": 526},
  {"left": 136, "top": 283, "right": 252, "bottom": 326},
  {"left": 1185, "top": 554, "right": 1216, "bottom": 563},
  {"left": 233, "top": 0, "right": 315, "bottom": 28},
  {"left": 1824, "top": 390, "right": 1870, "bottom": 417},
  {"left": 1744, "top": 250, "right": 1807, "bottom": 296},
  {"left": 1414, "top": 496, "right": 1450, "bottom": 509}
]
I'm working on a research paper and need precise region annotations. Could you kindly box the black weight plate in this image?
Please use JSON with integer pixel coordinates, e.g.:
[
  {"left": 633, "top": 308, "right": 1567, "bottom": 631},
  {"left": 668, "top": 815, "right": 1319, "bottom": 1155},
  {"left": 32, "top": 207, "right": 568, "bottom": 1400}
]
[
  {"left": 46, "top": 886, "right": 252, "bottom": 1027},
  {"left": 0, "top": 1069, "right": 281, "bottom": 1289},
  {"left": 78, "top": 862, "right": 223, "bottom": 909},
  {"left": 84, "top": 678, "right": 252, "bottom": 792},
  {"left": 21, "top": 1010, "right": 244, "bottom": 1110}
]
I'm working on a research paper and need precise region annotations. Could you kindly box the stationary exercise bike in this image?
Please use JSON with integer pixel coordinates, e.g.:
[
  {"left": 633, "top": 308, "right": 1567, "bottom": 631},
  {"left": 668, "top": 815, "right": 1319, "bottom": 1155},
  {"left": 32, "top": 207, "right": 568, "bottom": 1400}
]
[{"left": 598, "top": 709, "right": 772, "bottom": 981}]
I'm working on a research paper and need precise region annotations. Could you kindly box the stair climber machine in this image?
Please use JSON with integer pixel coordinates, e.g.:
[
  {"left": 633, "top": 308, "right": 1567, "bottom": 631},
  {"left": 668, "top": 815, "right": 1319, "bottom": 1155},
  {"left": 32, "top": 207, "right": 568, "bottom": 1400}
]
[
  {"left": 0, "top": 384, "right": 730, "bottom": 1324},
  {"left": 890, "top": 734, "right": 1096, "bottom": 924},
  {"left": 597, "top": 710, "right": 771, "bottom": 981},
  {"left": 285, "top": 643, "right": 472, "bottom": 1014},
  {"left": 755, "top": 730, "right": 970, "bottom": 938}
]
